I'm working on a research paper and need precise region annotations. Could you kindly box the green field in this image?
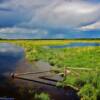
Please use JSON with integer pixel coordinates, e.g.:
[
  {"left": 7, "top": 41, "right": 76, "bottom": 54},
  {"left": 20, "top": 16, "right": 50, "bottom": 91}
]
[{"left": 0, "top": 39, "right": 100, "bottom": 100}]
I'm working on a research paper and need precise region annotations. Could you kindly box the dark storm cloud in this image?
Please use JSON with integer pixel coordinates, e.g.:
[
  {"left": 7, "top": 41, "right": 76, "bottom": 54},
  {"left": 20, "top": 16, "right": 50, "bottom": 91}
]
[
  {"left": 0, "top": 8, "right": 12, "bottom": 11},
  {"left": 0, "top": 0, "right": 10, "bottom": 3}
]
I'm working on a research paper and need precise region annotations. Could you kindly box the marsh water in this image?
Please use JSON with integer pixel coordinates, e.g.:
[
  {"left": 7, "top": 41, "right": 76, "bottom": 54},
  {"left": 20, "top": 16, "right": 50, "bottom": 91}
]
[
  {"left": 0, "top": 43, "right": 80, "bottom": 100},
  {"left": 0, "top": 42, "right": 100, "bottom": 99},
  {"left": 49, "top": 42, "right": 100, "bottom": 48},
  {"left": 0, "top": 43, "right": 24, "bottom": 75}
]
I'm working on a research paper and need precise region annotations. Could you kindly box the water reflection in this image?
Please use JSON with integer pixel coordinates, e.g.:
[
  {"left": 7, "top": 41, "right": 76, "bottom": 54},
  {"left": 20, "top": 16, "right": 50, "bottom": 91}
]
[{"left": 0, "top": 43, "right": 24, "bottom": 75}]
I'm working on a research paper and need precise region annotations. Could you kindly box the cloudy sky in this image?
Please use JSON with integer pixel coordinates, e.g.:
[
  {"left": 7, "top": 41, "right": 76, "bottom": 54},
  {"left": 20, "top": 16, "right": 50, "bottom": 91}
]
[{"left": 0, "top": 0, "right": 100, "bottom": 39}]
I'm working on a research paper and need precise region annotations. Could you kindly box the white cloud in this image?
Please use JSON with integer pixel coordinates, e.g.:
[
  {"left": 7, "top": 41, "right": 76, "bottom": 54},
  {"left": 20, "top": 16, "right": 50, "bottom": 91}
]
[
  {"left": 78, "top": 21, "right": 100, "bottom": 30},
  {"left": 16, "top": 0, "right": 100, "bottom": 29},
  {"left": 0, "top": 0, "right": 100, "bottom": 32},
  {"left": 0, "top": 27, "right": 49, "bottom": 39},
  {"left": 0, "top": 27, "right": 48, "bottom": 34}
]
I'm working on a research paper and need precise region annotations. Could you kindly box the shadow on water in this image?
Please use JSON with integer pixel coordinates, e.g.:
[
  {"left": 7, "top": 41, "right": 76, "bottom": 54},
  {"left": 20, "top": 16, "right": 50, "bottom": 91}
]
[{"left": 0, "top": 43, "right": 80, "bottom": 100}]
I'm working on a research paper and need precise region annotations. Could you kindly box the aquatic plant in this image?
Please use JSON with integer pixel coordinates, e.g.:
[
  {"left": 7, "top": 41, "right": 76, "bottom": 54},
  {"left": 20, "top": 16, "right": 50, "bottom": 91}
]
[{"left": 34, "top": 93, "right": 50, "bottom": 100}]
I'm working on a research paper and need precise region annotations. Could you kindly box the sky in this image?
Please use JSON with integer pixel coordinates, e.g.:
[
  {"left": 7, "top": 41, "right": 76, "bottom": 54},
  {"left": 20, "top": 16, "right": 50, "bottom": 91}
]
[{"left": 0, "top": 0, "right": 100, "bottom": 39}]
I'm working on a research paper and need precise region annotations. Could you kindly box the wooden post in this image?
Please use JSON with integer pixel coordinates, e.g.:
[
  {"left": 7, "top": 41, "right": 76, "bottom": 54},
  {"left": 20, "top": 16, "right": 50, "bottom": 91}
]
[{"left": 64, "top": 67, "right": 67, "bottom": 77}]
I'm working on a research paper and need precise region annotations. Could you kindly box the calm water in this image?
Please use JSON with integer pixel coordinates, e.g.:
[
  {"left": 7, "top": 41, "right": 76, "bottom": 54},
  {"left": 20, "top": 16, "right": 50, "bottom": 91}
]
[
  {"left": 49, "top": 42, "right": 100, "bottom": 48},
  {"left": 0, "top": 43, "right": 24, "bottom": 75}
]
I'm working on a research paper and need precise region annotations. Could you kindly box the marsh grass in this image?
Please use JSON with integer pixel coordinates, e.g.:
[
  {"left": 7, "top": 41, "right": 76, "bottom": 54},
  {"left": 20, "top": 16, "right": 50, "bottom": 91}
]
[{"left": 0, "top": 39, "right": 100, "bottom": 100}]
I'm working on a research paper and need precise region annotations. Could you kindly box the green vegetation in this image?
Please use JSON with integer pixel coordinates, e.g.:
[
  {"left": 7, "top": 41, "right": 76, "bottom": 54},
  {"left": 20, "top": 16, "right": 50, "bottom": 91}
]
[
  {"left": 0, "top": 39, "right": 100, "bottom": 100},
  {"left": 61, "top": 69, "right": 100, "bottom": 100},
  {"left": 35, "top": 93, "right": 50, "bottom": 100}
]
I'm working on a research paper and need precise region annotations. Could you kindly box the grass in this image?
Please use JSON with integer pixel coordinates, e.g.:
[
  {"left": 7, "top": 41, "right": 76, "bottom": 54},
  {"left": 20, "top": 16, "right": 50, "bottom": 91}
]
[
  {"left": 0, "top": 40, "right": 70, "bottom": 46},
  {"left": 0, "top": 39, "right": 100, "bottom": 68},
  {"left": 35, "top": 93, "right": 50, "bottom": 100},
  {"left": 0, "top": 39, "right": 100, "bottom": 100}
]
